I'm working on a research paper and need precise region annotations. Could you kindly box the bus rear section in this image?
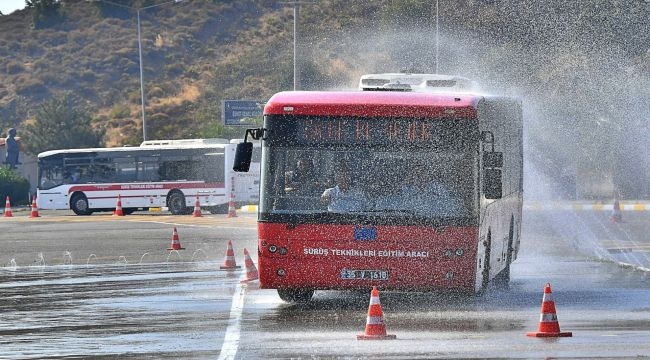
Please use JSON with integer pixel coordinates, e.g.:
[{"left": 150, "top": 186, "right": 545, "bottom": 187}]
[{"left": 234, "top": 88, "right": 522, "bottom": 302}]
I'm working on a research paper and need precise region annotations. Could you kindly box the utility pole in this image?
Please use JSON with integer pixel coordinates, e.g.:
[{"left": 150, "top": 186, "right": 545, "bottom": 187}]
[
  {"left": 89, "top": 0, "right": 184, "bottom": 141},
  {"left": 280, "top": 1, "right": 316, "bottom": 91}
]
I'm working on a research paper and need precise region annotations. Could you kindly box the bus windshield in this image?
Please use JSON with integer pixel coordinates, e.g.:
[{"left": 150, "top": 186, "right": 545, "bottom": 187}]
[{"left": 260, "top": 147, "right": 477, "bottom": 224}]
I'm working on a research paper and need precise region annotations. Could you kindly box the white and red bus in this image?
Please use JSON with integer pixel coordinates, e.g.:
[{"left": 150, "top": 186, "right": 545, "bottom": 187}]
[
  {"left": 37, "top": 138, "right": 260, "bottom": 215},
  {"left": 234, "top": 74, "right": 523, "bottom": 302}
]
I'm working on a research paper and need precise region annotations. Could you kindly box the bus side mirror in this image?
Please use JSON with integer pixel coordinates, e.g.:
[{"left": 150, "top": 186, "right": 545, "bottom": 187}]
[
  {"left": 483, "top": 168, "right": 502, "bottom": 199},
  {"left": 233, "top": 142, "right": 253, "bottom": 172}
]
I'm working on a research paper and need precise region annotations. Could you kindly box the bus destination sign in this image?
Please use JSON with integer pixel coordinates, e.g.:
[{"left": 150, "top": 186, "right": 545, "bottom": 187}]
[{"left": 293, "top": 118, "right": 472, "bottom": 147}]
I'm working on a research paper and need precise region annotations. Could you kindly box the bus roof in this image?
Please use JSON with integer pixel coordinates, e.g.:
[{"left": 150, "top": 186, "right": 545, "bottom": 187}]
[
  {"left": 37, "top": 141, "right": 230, "bottom": 159},
  {"left": 140, "top": 138, "right": 230, "bottom": 146},
  {"left": 263, "top": 91, "right": 481, "bottom": 118}
]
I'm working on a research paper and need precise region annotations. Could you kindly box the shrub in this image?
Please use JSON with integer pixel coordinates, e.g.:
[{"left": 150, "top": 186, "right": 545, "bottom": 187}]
[
  {"left": 0, "top": 167, "right": 30, "bottom": 205},
  {"left": 5, "top": 60, "right": 24, "bottom": 74}
]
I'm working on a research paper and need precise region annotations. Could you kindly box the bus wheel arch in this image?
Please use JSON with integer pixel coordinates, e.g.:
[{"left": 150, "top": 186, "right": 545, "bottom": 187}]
[
  {"left": 494, "top": 216, "right": 515, "bottom": 288},
  {"left": 479, "top": 229, "right": 492, "bottom": 294},
  {"left": 167, "top": 190, "right": 190, "bottom": 215},
  {"left": 70, "top": 192, "right": 93, "bottom": 216}
]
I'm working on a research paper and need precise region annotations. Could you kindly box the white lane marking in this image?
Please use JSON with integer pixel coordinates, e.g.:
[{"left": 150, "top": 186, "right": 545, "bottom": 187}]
[{"left": 218, "top": 279, "right": 247, "bottom": 360}]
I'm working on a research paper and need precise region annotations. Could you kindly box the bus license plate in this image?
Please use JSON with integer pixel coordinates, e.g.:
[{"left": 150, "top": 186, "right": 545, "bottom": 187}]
[{"left": 340, "top": 269, "right": 389, "bottom": 280}]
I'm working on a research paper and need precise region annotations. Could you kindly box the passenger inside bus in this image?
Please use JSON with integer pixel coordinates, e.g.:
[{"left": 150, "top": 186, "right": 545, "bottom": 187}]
[
  {"left": 284, "top": 156, "right": 321, "bottom": 194},
  {"left": 321, "top": 161, "right": 368, "bottom": 212},
  {"left": 399, "top": 164, "right": 464, "bottom": 216}
]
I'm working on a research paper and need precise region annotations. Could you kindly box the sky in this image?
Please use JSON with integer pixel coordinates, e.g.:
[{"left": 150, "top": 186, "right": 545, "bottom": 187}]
[{"left": 0, "top": 0, "right": 26, "bottom": 15}]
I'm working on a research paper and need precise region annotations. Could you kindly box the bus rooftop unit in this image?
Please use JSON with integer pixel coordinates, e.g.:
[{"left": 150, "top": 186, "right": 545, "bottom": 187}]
[{"left": 359, "top": 72, "right": 479, "bottom": 93}]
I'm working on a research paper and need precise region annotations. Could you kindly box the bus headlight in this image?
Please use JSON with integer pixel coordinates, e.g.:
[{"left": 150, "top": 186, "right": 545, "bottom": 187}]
[
  {"left": 268, "top": 245, "right": 277, "bottom": 253},
  {"left": 277, "top": 268, "right": 286, "bottom": 276},
  {"left": 455, "top": 248, "right": 464, "bottom": 256}
]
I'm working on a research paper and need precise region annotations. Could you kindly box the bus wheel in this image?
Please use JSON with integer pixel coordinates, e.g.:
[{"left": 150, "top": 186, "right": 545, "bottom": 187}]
[
  {"left": 167, "top": 192, "right": 188, "bottom": 215},
  {"left": 70, "top": 194, "right": 92, "bottom": 216},
  {"left": 277, "top": 289, "right": 314, "bottom": 303}
]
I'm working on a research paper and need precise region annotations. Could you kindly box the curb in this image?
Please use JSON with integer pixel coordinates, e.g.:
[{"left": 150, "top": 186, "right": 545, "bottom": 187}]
[{"left": 524, "top": 201, "right": 650, "bottom": 211}]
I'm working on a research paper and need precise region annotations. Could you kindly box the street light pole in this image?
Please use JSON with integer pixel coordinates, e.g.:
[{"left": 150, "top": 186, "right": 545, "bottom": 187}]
[
  {"left": 89, "top": 0, "right": 184, "bottom": 141},
  {"left": 293, "top": 4, "right": 299, "bottom": 91},
  {"left": 280, "top": 1, "right": 315, "bottom": 91},
  {"left": 136, "top": 10, "right": 147, "bottom": 141}
]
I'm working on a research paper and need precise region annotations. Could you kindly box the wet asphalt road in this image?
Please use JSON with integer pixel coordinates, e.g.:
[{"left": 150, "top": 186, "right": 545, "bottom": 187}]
[{"left": 0, "top": 208, "right": 649, "bottom": 359}]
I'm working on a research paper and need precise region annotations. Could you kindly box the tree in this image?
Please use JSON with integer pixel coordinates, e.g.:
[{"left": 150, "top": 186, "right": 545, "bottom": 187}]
[
  {"left": 26, "top": 0, "right": 62, "bottom": 28},
  {"left": 0, "top": 167, "right": 30, "bottom": 205},
  {"left": 21, "top": 93, "right": 105, "bottom": 155}
]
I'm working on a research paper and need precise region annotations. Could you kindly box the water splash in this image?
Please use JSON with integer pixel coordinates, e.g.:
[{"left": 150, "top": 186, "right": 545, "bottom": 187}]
[
  {"left": 167, "top": 250, "right": 182, "bottom": 263},
  {"left": 139, "top": 253, "right": 150, "bottom": 264},
  {"left": 63, "top": 251, "right": 73, "bottom": 265},
  {"left": 191, "top": 249, "right": 208, "bottom": 262},
  {"left": 86, "top": 254, "right": 97, "bottom": 265},
  {"left": 6, "top": 258, "right": 17, "bottom": 271},
  {"left": 34, "top": 252, "right": 46, "bottom": 267},
  {"left": 117, "top": 256, "right": 128, "bottom": 266}
]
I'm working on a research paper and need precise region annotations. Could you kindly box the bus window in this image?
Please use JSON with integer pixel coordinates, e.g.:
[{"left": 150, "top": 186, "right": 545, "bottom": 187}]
[
  {"left": 63, "top": 157, "right": 93, "bottom": 184},
  {"left": 159, "top": 157, "right": 198, "bottom": 181},
  {"left": 137, "top": 157, "right": 160, "bottom": 182},
  {"left": 39, "top": 163, "right": 65, "bottom": 189},
  {"left": 115, "top": 157, "right": 137, "bottom": 182},
  {"left": 202, "top": 152, "right": 225, "bottom": 182}
]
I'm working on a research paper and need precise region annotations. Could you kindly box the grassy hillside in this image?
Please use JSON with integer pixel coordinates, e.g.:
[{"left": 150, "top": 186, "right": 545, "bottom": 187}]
[{"left": 1, "top": 0, "right": 649, "bottom": 197}]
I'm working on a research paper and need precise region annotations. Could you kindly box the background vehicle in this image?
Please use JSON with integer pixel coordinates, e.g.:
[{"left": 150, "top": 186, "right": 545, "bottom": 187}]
[
  {"left": 234, "top": 74, "right": 523, "bottom": 302},
  {"left": 37, "top": 138, "right": 260, "bottom": 215}
]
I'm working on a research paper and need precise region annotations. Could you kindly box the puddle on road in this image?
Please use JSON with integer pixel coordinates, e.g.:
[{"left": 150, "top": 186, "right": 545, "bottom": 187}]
[{"left": 0, "top": 262, "right": 234, "bottom": 359}]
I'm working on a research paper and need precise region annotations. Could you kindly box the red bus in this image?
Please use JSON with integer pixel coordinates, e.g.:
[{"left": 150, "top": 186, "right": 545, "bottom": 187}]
[{"left": 234, "top": 76, "right": 522, "bottom": 302}]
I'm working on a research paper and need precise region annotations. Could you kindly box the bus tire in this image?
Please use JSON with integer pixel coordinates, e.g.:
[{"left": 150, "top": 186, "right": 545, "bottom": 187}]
[
  {"left": 167, "top": 191, "right": 188, "bottom": 215},
  {"left": 70, "top": 193, "right": 93, "bottom": 216},
  {"left": 277, "top": 289, "right": 314, "bottom": 303}
]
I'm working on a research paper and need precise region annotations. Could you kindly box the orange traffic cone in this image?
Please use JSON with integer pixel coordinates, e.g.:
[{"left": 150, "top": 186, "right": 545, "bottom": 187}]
[
  {"left": 240, "top": 248, "right": 259, "bottom": 282},
  {"left": 220, "top": 240, "right": 241, "bottom": 269},
  {"left": 527, "top": 283, "right": 572, "bottom": 337},
  {"left": 357, "top": 286, "right": 397, "bottom": 340},
  {"left": 113, "top": 194, "right": 124, "bottom": 216},
  {"left": 227, "top": 192, "right": 237, "bottom": 218},
  {"left": 167, "top": 227, "right": 185, "bottom": 250},
  {"left": 29, "top": 196, "right": 40, "bottom": 218},
  {"left": 609, "top": 198, "right": 623, "bottom": 223},
  {"left": 3, "top": 196, "right": 13, "bottom": 217},
  {"left": 192, "top": 195, "right": 203, "bottom": 217}
]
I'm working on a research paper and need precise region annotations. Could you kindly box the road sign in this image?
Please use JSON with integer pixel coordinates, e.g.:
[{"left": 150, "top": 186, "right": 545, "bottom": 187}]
[{"left": 223, "top": 100, "right": 263, "bottom": 126}]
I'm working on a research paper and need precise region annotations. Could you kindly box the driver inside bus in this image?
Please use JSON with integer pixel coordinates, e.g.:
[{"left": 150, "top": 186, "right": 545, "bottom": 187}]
[
  {"left": 285, "top": 156, "right": 320, "bottom": 194},
  {"left": 321, "top": 161, "right": 368, "bottom": 212}
]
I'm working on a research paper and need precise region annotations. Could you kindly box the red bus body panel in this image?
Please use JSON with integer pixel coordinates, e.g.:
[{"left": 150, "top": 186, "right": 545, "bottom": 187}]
[
  {"left": 258, "top": 222, "right": 478, "bottom": 292},
  {"left": 264, "top": 91, "right": 480, "bottom": 119}
]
